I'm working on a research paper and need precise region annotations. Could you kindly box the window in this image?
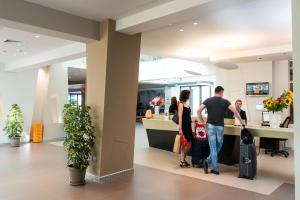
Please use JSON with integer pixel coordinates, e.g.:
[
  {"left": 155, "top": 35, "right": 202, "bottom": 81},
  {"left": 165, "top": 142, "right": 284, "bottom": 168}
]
[
  {"left": 180, "top": 85, "right": 212, "bottom": 116},
  {"left": 68, "top": 92, "right": 83, "bottom": 107}
]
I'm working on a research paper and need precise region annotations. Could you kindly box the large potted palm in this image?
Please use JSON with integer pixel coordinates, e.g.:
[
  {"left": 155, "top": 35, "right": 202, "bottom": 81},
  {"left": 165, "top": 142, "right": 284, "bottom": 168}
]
[
  {"left": 63, "top": 104, "right": 95, "bottom": 186},
  {"left": 3, "top": 104, "right": 24, "bottom": 147}
]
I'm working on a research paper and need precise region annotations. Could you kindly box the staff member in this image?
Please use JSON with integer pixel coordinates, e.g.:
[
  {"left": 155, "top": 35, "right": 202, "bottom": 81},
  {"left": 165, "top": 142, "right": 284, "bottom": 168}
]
[
  {"left": 225, "top": 99, "right": 247, "bottom": 124},
  {"left": 169, "top": 97, "right": 178, "bottom": 114},
  {"left": 197, "top": 86, "right": 245, "bottom": 175},
  {"left": 178, "top": 90, "right": 193, "bottom": 168}
]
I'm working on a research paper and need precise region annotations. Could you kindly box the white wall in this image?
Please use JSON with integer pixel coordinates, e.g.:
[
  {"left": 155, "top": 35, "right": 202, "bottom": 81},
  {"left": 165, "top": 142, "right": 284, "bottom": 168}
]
[
  {"left": 0, "top": 64, "right": 68, "bottom": 144},
  {"left": 272, "top": 60, "right": 290, "bottom": 120},
  {"left": 0, "top": 69, "right": 38, "bottom": 143},
  {"left": 216, "top": 60, "right": 290, "bottom": 125},
  {"left": 42, "top": 64, "right": 68, "bottom": 140},
  {"left": 217, "top": 61, "right": 273, "bottom": 125}
]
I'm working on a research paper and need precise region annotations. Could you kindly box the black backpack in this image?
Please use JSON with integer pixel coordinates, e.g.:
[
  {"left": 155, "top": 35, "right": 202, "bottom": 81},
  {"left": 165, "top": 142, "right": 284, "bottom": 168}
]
[{"left": 241, "top": 128, "right": 254, "bottom": 144}]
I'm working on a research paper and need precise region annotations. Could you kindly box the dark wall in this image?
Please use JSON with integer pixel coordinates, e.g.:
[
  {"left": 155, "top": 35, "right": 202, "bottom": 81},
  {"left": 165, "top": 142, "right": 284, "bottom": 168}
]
[{"left": 137, "top": 87, "right": 165, "bottom": 116}]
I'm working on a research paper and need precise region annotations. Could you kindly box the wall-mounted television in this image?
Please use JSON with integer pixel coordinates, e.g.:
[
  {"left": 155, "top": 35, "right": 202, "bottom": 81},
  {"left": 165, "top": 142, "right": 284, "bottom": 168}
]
[{"left": 246, "top": 82, "right": 270, "bottom": 96}]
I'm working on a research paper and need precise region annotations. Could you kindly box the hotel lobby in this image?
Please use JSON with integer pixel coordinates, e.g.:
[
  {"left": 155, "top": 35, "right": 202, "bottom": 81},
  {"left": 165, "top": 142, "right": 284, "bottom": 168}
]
[{"left": 0, "top": 0, "right": 300, "bottom": 200}]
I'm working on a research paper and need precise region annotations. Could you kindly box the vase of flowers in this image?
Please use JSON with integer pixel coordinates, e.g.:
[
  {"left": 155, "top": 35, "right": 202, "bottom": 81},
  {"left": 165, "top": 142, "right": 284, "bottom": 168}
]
[
  {"left": 150, "top": 96, "right": 165, "bottom": 115},
  {"left": 263, "top": 90, "right": 293, "bottom": 128}
]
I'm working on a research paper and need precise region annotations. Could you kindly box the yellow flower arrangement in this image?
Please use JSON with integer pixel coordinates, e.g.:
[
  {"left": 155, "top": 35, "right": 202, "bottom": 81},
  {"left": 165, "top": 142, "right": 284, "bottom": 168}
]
[
  {"left": 284, "top": 97, "right": 292, "bottom": 106},
  {"left": 263, "top": 90, "right": 293, "bottom": 113}
]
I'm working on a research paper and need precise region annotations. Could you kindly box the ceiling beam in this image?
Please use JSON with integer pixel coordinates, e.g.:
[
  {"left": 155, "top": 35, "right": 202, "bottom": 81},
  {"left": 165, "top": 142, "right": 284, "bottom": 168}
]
[
  {"left": 0, "top": 0, "right": 100, "bottom": 43},
  {"left": 5, "top": 43, "right": 85, "bottom": 71},
  {"left": 116, "top": 0, "right": 213, "bottom": 34}
]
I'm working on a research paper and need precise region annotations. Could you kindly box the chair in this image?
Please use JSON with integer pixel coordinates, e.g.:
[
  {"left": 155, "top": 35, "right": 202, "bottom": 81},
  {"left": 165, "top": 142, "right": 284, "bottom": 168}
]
[{"left": 260, "top": 117, "right": 291, "bottom": 158}]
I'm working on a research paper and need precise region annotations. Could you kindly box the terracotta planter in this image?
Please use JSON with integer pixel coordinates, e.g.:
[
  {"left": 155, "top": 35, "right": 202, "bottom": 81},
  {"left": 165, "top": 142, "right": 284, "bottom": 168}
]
[
  {"left": 10, "top": 138, "right": 21, "bottom": 147},
  {"left": 68, "top": 166, "right": 86, "bottom": 186}
]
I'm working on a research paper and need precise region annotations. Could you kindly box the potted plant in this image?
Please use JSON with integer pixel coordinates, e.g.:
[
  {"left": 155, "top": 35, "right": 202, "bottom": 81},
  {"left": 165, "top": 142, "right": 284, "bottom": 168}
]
[
  {"left": 263, "top": 90, "right": 293, "bottom": 128},
  {"left": 63, "top": 104, "right": 95, "bottom": 186},
  {"left": 149, "top": 96, "right": 165, "bottom": 115},
  {"left": 3, "top": 104, "right": 24, "bottom": 147}
]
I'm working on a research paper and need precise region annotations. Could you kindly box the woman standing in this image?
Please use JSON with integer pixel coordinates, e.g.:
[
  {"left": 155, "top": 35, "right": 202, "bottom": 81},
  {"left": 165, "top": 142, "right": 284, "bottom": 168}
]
[
  {"left": 178, "top": 90, "right": 193, "bottom": 168},
  {"left": 169, "top": 96, "right": 178, "bottom": 114}
]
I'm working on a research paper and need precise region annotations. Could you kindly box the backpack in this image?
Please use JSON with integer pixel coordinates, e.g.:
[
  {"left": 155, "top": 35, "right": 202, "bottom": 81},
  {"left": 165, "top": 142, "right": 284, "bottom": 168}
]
[{"left": 241, "top": 128, "right": 254, "bottom": 144}]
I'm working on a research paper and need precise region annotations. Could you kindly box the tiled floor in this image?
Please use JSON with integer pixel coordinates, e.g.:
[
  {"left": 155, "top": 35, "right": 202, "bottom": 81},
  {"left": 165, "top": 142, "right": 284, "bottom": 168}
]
[{"left": 0, "top": 143, "right": 295, "bottom": 200}]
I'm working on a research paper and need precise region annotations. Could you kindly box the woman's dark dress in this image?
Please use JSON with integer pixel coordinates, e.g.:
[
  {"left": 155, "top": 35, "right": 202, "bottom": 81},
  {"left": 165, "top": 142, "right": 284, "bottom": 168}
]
[{"left": 182, "top": 106, "right": 193, "bottom": 142}]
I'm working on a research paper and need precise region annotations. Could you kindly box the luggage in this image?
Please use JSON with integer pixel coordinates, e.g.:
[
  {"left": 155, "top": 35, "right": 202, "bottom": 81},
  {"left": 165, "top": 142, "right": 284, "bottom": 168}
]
[
  {"left": 192, "top": 123, "right": 210, "bottom": 168},
  {"left": 239, "top": 128, "right": 257, "bottom": 180}
]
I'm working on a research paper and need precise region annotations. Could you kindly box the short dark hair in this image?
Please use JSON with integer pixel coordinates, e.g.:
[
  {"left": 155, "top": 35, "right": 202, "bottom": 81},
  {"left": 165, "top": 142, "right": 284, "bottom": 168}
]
[
  {"left": 215, "top": 86, "right": 224, "bottom": 94},
  {"left": 180, "top": 90, "right": 190, "bottom": 102},
  {"left": 236, "top": 99, "right": 242, "bottom": 104}
]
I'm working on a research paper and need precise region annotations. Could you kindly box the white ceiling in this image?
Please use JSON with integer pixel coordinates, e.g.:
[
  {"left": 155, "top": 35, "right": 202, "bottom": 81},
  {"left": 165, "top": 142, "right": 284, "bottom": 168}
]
[
  {"left": 0, "top": 0, "right": 293, "bottom": 70},
  {"left": 25, "top": 0, "right": 172, "bottom": 20},
  {"left": 141, "top": 0, "right": 292, "bottom": 62},
  {"left": 0, "top": 26, "right": 73, "bottom": 66}
]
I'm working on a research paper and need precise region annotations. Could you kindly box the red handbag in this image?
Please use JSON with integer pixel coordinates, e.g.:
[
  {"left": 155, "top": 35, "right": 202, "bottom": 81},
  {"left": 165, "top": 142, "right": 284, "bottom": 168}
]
[
  {"left": 194, "top": 122, "right": 207, "bottom": 140},
  {"left": 180, "top": 133, "right": 189, "bottom": 147}
]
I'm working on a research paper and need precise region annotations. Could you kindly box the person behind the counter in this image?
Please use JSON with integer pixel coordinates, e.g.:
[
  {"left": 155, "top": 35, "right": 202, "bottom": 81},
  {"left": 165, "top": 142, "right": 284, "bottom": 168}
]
[
  {"left": 197, "top": 86, "right": 245, "bottom": 175},
  {"left": 178, "top": 90, "right": 193, "bottom": 168},
  {"left": 225, "top": 99, "right": 247, "bottom": 124},
  {"left": 169, "top": 96, "right": 178, "bottom": 114}
]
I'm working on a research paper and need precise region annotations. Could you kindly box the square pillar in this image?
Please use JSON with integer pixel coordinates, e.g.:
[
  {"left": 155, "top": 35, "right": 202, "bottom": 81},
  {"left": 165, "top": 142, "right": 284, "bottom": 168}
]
[
  {"left": 86, "top": 19, "right": 141, "bottom": 177},
  {"left": 292, "top": 0, "right": 300, "bottom": 198}
]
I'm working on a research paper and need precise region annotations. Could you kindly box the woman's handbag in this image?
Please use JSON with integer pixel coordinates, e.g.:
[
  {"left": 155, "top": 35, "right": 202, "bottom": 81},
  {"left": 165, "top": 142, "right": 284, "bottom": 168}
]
[
  {"left": 173, "top": 134, "right": 181, "bottom": 153},
  {"left": 172, "top": 111, "right": 179, "bottom": 124}
]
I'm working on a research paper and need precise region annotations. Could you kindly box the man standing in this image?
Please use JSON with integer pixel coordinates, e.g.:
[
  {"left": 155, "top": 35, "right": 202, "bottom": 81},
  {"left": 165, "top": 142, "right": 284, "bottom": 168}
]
[
  {"left": 197, "top": 86, "right": 245, "bottom": 175},
  {"left": 226, "top": 99, "right": 247, "bottom": 124}
]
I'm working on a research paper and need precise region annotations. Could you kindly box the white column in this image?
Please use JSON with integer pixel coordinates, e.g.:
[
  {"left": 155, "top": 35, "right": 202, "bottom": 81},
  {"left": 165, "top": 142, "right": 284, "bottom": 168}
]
[{"left": 292, "top": 0, "right": 300, "bottom": 199}]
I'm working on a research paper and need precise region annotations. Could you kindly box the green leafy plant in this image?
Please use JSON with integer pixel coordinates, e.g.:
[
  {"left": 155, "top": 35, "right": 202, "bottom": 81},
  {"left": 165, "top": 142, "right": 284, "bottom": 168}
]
[
  {"left": 63, "top": 104, "right": 95, "bottom": 170},
  {"left": 3, "top": 104, "right": 24, "bottom": 139}
]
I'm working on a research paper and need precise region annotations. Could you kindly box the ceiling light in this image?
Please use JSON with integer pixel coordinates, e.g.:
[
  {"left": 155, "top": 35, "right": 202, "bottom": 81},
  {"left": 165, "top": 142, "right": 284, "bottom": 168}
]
[
  {"left": 215, "top": 62, "right": 239, "bottom": 70},
  {"left": 184, "top": 70, "right": 202, "bottom": 76},
  {"left": 34, "top": 35, "right": 41, "bottom": 38},
  {"left": 193, "top": 22, "right": 198, "bottom": 25},
  {"left": 179, "top": 29, "right": 184, "bottom": 32}
]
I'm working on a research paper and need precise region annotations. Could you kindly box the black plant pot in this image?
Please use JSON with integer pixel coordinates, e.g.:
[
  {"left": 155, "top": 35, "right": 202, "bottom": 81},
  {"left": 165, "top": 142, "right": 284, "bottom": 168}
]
[{"left": 68, "top": 166, "right": 86, "bottom": 186}]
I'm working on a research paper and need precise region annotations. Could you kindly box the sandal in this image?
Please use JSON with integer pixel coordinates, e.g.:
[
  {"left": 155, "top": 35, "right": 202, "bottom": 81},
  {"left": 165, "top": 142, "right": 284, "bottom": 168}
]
[{"left": 180, "top": 161, "right": 191, "bottom": 168}]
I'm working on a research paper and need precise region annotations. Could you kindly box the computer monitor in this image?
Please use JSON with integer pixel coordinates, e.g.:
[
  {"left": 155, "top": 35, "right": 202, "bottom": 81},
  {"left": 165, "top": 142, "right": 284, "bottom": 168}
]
[{"left": 262, "top": 111, "right": 270, "bottom": 123}]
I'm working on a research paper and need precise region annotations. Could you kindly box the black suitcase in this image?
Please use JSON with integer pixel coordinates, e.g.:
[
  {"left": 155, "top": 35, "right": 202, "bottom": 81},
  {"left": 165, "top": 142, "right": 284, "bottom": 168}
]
[
  {"left": 191, "top": 138, "right": 210, "bottom": 168},
  {"left": 239, "top": 143, "right": 257, "bottom": 180}
]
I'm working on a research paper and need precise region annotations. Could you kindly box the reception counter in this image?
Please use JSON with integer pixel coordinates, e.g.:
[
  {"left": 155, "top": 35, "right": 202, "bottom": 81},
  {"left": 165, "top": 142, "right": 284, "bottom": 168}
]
[{"left": 142, "top": 118, "right": 294, "bottom": 165}]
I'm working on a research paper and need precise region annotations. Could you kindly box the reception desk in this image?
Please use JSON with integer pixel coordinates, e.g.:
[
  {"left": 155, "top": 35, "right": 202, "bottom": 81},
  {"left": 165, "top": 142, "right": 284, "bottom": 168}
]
[{"left": 142, "top": 118, "right": 294, "bottom": 165}]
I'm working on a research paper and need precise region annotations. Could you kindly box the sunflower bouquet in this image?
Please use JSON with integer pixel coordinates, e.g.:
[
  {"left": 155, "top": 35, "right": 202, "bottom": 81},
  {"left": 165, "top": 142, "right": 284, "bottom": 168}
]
[{"left": 263, "top": 90, "right": 293, "bottom": 113}]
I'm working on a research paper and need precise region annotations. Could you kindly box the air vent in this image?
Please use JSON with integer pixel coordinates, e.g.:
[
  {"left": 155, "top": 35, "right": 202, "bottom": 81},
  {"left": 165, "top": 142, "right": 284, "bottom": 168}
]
[{"left": 2, "top": 39, "right": 22, "bottom": 43}]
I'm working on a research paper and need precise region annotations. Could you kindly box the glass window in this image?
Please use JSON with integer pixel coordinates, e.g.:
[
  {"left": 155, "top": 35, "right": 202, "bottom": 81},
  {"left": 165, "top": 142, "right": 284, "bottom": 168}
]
[
  {"left": 201, "top": 85, "right": 211, "bottom": 103},
  {"left": 191, "top": 86, "right": 200, "bottom": 116}
]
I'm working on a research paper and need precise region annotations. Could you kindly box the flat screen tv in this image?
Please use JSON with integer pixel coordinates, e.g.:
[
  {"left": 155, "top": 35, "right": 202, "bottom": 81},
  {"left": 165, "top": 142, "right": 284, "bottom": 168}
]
[{"left": 246, "top": 82, "right": 270, "bottom": 96}]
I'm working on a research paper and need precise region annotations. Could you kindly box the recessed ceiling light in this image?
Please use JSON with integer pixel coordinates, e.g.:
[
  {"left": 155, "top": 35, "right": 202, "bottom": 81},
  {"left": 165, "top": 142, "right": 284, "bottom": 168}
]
[
  {"left": 193, "top": 22, "right": 198, "bottom": 25},
  {"left": 179, "top": 29, "right": 184, "bottom": 32},
  {"left": 34, "top": 35, "right": 41, "bottom": 38}
]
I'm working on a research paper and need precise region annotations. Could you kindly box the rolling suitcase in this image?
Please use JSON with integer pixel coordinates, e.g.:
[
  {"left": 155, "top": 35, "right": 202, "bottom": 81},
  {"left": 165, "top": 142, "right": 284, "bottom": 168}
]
[
  {"left": 192, "top": 123, "right": 210, "bottom": 168},
  {"left": 239, "top": 127, "right": 257, "bottom": 180}
]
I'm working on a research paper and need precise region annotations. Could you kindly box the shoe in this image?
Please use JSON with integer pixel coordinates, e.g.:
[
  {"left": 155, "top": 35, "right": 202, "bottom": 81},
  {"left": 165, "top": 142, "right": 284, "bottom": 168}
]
[
  {"left": 180, "top": 161, "right": 190, "bottom": 168},
  {"left": 203, "top": 160, "right": 208, "bottom": 174},
  {"left": 184, "top": 161, "right": 191, "bottom": 167},
  {"left": 210, "top": 169, "right": 220, "bottom": 175}
]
